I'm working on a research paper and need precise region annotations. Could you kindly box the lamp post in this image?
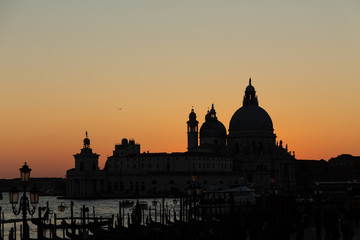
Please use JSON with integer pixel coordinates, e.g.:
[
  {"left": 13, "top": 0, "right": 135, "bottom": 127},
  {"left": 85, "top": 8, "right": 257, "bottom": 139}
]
[
  {"left": 9, "top": 162, "right": 40, "bottom": 240},
  {"left": 186, "top": 172, "right": 202, "bottom": 221}
]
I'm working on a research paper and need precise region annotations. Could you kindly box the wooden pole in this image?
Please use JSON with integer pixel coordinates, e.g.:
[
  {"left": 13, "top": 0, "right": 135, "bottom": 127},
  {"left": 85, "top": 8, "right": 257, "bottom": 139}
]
[
  {"left": 179, "top": 197, "right": 182, "bottom": 222},
  {"left": 118, "top": 201, "right": 121, "bottom": 227},
  {"left": 14, "top": 221, "right": 16, "bottom": 240},
  {"left": 82, "top": 205, "right": 86, "bottom": 233},
  {"left": 93, "top": 206, "right": 96, "bottom": 220},
  {"left": 70, "top": 201, "right": 74, "bottom": 236},
  {"left": 162, "top": 196, "right": 165, "bottom": 224},
  {"left": 53, "top": 213, "right": 57, "bottom": 240},
  {"left": 155, "top": 204, "right": 157, "bottom": 222},
  {"left": 0, "top": 206, "right": 2, "bottom": 240},
  {"left": 37, "top": 207, "right": 42, "bottom": 240},
  {"left": 1, "top": 213, "right": 3, "bottom": 240}
]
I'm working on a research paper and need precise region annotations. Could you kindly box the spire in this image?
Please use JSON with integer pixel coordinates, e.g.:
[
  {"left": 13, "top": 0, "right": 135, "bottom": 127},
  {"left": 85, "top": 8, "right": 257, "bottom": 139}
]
[
  {"left": 243, "top": 78, "right": 258, "bottom": 106},
  {"left": 83, "top": 132, "right": 90, "bottom": 148}
]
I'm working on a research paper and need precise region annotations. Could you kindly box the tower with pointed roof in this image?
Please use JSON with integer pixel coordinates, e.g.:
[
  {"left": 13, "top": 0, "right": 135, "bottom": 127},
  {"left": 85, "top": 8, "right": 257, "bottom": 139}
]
[{"left": 187, "top": 108, "right": 199, "bottom": 151}]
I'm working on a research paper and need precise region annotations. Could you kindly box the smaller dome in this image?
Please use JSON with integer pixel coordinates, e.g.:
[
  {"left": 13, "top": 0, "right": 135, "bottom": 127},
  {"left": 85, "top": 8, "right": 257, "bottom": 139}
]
[
  {"left": 200, "top": 104, "right": 226, "bottom": 138},
  {"left": 200, "top": 121, "right": 226, "bottom": 138},
  {"left": 189, "top": 108, "right": 196, "bottom": 120}
]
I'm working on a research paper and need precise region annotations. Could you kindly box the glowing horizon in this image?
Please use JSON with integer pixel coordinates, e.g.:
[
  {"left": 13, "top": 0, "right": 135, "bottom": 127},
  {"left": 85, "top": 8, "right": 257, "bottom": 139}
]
[{"left": 1, "top": 1, "right": 359, "bottom": 179}]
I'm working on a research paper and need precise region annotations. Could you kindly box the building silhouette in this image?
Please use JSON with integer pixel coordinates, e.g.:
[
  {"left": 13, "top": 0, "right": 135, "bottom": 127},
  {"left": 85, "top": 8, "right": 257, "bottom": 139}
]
[{"left": 66, "top": 79, "right": 296, "bottom": 198}]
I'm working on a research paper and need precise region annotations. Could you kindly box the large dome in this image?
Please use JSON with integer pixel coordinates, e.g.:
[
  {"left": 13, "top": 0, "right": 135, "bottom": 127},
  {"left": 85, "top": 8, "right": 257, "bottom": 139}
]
[
  {"left": 229, "top": 79, "right": 273, "bottom": 132},
  {"left": 229, "top": 105, "right": 273, "bottom": 131}
]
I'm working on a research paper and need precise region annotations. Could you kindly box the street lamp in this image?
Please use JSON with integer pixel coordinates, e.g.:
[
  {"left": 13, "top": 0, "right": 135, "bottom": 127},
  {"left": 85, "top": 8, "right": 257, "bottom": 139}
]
[
  {"left": 186, "top": 172, "right": 202, "bottom": 220},
  {"left": 20, "top": 163, "right": 31, "bottom": 182},
  {"left": 9, "top": 162, "right": 39, "bottom": 240}
]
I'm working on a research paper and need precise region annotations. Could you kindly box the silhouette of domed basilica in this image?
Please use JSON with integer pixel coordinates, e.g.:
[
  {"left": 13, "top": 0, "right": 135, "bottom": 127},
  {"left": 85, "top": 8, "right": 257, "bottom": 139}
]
[{"left": 66, "top": 79, "right": 296, "bottom": 198}]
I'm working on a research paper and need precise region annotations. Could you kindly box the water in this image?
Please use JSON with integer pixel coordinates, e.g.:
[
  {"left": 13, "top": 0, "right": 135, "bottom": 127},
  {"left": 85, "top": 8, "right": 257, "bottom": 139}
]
[{"left": 0, "top": 193, "right": 181, "bottom": 239}]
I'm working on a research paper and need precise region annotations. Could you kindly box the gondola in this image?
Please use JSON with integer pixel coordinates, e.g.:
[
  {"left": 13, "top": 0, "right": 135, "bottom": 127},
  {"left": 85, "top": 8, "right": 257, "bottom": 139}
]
[
  {"left": 66, "top": 230, "right": 95, "bottom": 240},
  {"left": 31, "top": 218, "right": 112, "bottom": 230}
]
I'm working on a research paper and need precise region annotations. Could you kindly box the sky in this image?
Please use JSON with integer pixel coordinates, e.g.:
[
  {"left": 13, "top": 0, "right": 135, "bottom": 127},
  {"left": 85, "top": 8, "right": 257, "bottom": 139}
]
[{"left": 0, "top": 1, "right": 359, "bottom": 179}]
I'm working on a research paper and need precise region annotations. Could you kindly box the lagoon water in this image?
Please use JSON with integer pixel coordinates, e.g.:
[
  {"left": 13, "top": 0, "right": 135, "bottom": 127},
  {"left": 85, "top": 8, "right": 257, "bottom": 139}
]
[{"left": 0, "top": 193, "right": 180, "bottom": 239}]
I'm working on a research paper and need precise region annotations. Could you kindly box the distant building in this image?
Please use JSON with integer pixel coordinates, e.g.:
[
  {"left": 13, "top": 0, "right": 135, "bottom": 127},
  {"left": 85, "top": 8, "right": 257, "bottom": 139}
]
[
  {"left": 66, "top": 79, "right": 296, "bottom": 198},
  {"left": 0, "top": 178, "right": 65, "bottom": 196}
]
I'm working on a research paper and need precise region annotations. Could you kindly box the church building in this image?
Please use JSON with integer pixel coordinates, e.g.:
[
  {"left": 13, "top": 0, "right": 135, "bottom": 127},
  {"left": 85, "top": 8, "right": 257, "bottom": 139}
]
[{"left": 66, "top": 79, "right": 296, "bottom": 198}]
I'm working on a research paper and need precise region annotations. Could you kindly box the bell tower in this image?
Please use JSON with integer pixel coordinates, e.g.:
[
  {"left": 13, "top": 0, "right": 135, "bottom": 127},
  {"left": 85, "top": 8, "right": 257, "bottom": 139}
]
[{"left": 187, "top": 107, "right": 198, "bottom": 151}]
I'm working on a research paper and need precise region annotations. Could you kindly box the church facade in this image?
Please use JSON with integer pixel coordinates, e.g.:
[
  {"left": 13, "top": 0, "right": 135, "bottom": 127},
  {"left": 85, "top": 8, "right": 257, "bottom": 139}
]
[{"left": 66, "top": 80, "right": 296, "bottom": 198}]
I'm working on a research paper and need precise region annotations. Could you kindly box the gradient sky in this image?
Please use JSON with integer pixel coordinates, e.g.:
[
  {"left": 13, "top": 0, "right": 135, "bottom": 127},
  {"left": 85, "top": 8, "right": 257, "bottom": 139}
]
[{"left": 1, "top": 1, "right": 359, "bottom": 179}]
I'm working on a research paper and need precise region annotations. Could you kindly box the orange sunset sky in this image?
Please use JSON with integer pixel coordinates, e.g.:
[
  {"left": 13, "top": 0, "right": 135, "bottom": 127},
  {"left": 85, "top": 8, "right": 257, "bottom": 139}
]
[{"left": 0, "top": 1, "right": 359, "bottom": 179}]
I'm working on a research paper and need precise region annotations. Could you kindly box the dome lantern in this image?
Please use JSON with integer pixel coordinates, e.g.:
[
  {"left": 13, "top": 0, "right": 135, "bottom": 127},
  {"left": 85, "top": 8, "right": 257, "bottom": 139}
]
[{"left": 243, "top": 78, "right": 258, "bottom": 106}]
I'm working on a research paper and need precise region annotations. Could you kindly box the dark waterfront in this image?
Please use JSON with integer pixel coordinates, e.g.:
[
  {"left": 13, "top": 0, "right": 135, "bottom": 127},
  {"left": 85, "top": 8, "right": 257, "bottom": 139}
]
[
  {"left": 1, "top": 193, "right": 180, "bottom": 240},
  {"left": 2, "top": 192, "right": 360, "bottom": 240}
]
